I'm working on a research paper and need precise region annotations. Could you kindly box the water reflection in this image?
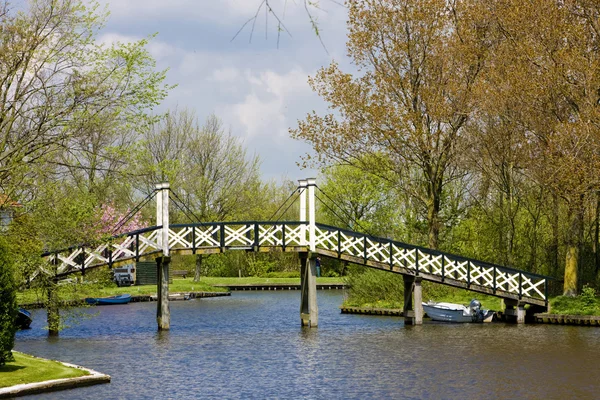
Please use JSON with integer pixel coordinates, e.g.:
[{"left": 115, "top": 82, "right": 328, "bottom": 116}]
[{"left": 14, "top": 291, "right": 600, "bottom": 399}]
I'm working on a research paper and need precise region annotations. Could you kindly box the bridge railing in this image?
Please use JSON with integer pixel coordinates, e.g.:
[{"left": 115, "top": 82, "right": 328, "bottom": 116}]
[
  {"left": 42, "top": 222, "right": 310, "bottom": 277},
  {"left": 40, "top": 220, "right": 550, "bottom": 303},
  {"left": 314, "top": 223, "right": 550, "bottom": 303},
  {"left": 41, "top": 225, "right": 163, "bottom": 277},
  {"left": 167, "top": 221, "right": 308, "bottom": 251}
]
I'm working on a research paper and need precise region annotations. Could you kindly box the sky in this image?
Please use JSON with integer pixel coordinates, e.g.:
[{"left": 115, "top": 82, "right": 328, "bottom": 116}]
[{"left": 94, "top": 0, "right": 352, "bottom": 182}]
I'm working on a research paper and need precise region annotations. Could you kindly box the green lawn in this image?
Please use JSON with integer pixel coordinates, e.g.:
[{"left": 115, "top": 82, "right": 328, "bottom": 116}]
[
  {"left": 17, "top": 277, "right": 344, "bottom": 305},
  {"left": 17, "top": 279, "right": 224, "bottom": 305},
  {"left": 344, "top": 293, "right": 504, "bottom": 311},
  {"left": 0, "top": 352, "right": 89, "bottom": 388},
  {"left": 201, "top": 276, "right": 344, "bottom": 285}
]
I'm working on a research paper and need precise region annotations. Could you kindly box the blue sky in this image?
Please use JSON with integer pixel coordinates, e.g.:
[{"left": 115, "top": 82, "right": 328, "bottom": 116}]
[{"left": 95, "top": 0, "right": 351, "bottom": 182}]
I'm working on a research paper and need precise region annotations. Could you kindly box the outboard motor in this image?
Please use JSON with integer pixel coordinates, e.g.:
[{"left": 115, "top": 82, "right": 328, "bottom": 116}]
[
  {"left": 469, "top": 299, "right": 484, "bottom": 322},
  {"left": 469, "top": 299, "right": 481, "bottom": 311}
]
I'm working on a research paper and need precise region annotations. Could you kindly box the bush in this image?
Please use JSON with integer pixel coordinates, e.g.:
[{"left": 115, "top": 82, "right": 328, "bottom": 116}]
[
  {"left": 551, "top": 285, "right": 600, "bottom": 315},
  {"left": 0, "top": 239, "right": 17, "bottom": 365},
  {"left": 262, "top": 271, "right": 300, "bottom": 278},
  {"left": 344, "top": 265, "right": 404, "bottom": 308}
]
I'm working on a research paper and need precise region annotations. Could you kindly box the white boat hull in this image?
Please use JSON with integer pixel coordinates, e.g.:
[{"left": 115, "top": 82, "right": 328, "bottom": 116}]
[
  {"left": 422, "top": 303, "right": 474, "bottom": 323},
  {"left": 422, "top": 302, "right": 494, "bottom": 323}
]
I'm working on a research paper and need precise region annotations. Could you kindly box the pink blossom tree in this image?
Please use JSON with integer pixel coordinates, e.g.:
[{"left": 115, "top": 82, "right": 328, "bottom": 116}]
[{"left": 96, "top": 203, "right": 147, "bottom": 237}]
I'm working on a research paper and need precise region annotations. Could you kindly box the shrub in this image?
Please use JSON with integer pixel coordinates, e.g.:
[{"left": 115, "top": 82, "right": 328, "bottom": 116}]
[
  {"left": 0, "top": 239, "right": 17, "bottom": 365},
  {"left": 344, "top": 265, "right": 404, "bottom": 308}
]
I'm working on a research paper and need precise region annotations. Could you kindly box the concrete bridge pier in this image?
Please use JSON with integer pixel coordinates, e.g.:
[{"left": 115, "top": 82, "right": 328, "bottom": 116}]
[
  {"left": 156, "top": 255, "right": 171, "bottom": 330},
  {"left": 300, "top": 252, "right": 318, "bottom": 327},
  {"left": 403, "top": 275, "right": 423, "bottom": 325},
  {"left": 503, "top": 299, "right": 526, "bottom": 324},
  {"left": 156, "top": 182, "right": 170, "bottom": 331}
]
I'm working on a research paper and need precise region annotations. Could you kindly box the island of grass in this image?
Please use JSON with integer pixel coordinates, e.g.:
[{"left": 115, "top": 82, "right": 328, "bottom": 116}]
[{"left": 0, "top": 352, "right": 89, "bottom": 388}]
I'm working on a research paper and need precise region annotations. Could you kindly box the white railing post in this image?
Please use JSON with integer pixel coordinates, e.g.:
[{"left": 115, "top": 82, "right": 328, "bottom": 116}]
[
  {"left": 298, "top": 179, "right": 307, "bottom": 246},
  {"left": 307, "top": 177, "right": 316, "bottom": 252},
  {"left": 155, "top": 183, "right": 163, "bottom": 248},
  {"left": 161, "top": 182, "right": 170, "bottom": 256}
]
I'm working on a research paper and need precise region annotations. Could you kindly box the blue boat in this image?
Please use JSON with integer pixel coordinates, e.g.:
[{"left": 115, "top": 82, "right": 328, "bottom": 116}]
[
  {"left": 16, "top": 308, "right": 32, "bottom": 329},
  {"left": 85, "top": 294, "right": 132, "bottom": 305}
]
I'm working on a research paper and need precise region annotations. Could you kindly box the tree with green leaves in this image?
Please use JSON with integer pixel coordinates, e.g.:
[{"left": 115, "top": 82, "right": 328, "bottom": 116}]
[
  {"left": 0, "top": 237, "right": 16, "bottom": 365},
  {"left": 319, "top": 163, "right": 400, "bottom": 238},
  {"left": 0, "top": 0, "right": 171, "bottom": 335},
  {"left": 136, "top": 109, "right": 269, "bottom": 280},
  {"left": 0, "top": 0, "right": 170, "bottom": 202},
  {"left": 291, "top": 0, "right": 489, "bottom": 250}
]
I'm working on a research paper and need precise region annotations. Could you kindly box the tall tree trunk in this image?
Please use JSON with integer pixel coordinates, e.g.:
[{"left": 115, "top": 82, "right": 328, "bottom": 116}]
[
  {"left": 426, "top": 171, "right": 443, "bottom": 250},
  {"left": 46, "top": 280, "right": 60, "bottom": 336},
  {"left": 563, "top": 200, "right": 583, "bottom": 297},
  {"left": 595, "top": 191, "right": 600, "bottom": 275},
  {"left": 427, "top": 195, "right": 440, "bottom": 250},
  {"left": 498, "top": 191, "right": 507, "bottom": 265},
  {"left": 194, "top": 254, "right": 202, "bottom": 282},
  {"left": 551, "top": 193, "right": 560, "bottom": 277}
]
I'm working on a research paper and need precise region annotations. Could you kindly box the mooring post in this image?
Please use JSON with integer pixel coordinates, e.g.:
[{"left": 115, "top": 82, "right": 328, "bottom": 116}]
[
  {"left": 403, "top": 275, "right": 423, "bottom": 325},
  {"left": 299, "top": 252, "right": 318, "bottom": 327},
  {"left": 155, "top": 182, "right": 170, "bottom": 331}
]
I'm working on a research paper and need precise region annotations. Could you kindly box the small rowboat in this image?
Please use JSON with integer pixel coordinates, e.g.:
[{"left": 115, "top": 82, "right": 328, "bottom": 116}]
[
  {"left": 85, "top": 294, "right": 132, "bottom": 305},
  {"left": 16, "top": 308, "right": 32, "bottom": 329}
]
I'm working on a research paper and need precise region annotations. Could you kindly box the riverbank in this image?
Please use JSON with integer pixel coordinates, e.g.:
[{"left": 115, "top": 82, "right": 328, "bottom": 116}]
[
  {"left": 20, "top": 291, "right": 231, "bottom": 309},
  {"left": 17, "top": 277, "right": 345, "bottom": 307},
  {"left": 0, "top": 352, "right": 109, "bottom": 398}
]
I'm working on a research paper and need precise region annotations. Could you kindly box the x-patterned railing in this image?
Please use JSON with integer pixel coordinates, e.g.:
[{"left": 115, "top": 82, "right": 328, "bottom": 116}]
[
  {"left": 41, "top": 222, "right": 309, "bottom": 278},
  {"left": 313, "top": 223, "right": 550, "bottom": 306},
  {"left": 40, "top": 221, "right": 551, "bottom": 306}
]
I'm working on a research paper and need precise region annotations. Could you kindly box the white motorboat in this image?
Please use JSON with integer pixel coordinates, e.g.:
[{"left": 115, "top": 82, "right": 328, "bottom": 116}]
[{"left": 422, "top": 299, "right": 494, "bottom": 323}]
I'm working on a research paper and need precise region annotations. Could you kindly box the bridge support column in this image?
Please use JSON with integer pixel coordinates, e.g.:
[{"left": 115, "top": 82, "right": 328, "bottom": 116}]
[
  {"left": 300, "top": 252, "right": 318, "bottom": 327},
  {"left": 503, "top": 299, "right": 526, "bottom": 324},
  {"left": 155, "top": 181, "right": 170, "bottom": 331},
  {"left": 156, "top": 256, "right": 171, "bottom": 330},
  {"left": 403, "top": 275, "right": 423, "bottom": 325}
]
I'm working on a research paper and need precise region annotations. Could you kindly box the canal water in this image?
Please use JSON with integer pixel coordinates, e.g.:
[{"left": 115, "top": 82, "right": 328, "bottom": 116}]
[{"left": 15, "top": 290, "right": 600, "bottom": 399}]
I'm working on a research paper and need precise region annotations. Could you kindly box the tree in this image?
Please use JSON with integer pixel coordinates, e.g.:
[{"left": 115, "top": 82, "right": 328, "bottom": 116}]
[
  {"left": 0, "top": 0, "right": 171, "bottom": 335},
  {"left": 477, "top": 0, "right": 600, "bottom": 295},
  {"left": 0, "top": 0, "right": 170, "bottom": 200},
  {"left": 0, "top": 237, "right": 16, "bottom": 365},
  {"left": 319, "top": 163, "right": 400, "bottom": 237},
  {"left": 137, "top": 109, "right": 265, "bottom": 280},
  {"left": 291, "top": 0, "right": 489, "bottom": 250}
]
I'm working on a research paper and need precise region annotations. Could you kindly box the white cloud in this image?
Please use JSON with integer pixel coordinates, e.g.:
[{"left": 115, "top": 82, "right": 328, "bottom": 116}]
[
  {"left": 211, "top": 67, "right": 241, "bottom": 83},
  {"left": 100, "top": 0, "right": 313, "bottom": 25},
  {"left": 90, "top": 0, "right": 352, "bottom": 180}
]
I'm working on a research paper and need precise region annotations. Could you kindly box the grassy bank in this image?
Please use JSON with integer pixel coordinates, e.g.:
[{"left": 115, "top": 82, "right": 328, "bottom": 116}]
[
  {"left": 201, "top": 277, "right": 344, "bottom": 286},
  {"left": 17, "top": 277, "right": 344, "bottom": 306},
  {"left": 17, "top": 279, "right": 224, "bottom": 305},
  {"left": 0, "top": 352, "right": 89, "bottom": 388},
  {"left": 549, "top": 286, "right": 600, "bottom": 315},
  {"left": 342, "top": 289, "right": 504, "bottom": 311}
]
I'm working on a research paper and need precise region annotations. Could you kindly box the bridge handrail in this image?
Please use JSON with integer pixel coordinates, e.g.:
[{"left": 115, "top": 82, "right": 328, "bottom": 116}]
[
  {"left": 314, "top": 223, "right": 554, "bottom": 281},
  {"left": 41, "top": 225, "right": 163, "bottom": 257},
  {"left": 41, "top": 221, "right": 309, "bottom": 258},
  {"left": 169, "top": 221, "right": 308, "bottom": 228}
]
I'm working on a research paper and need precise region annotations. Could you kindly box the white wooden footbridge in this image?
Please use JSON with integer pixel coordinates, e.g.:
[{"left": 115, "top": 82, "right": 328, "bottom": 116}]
[{"left": 40, "top": 179, "right": 552, "bottom": 329}]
